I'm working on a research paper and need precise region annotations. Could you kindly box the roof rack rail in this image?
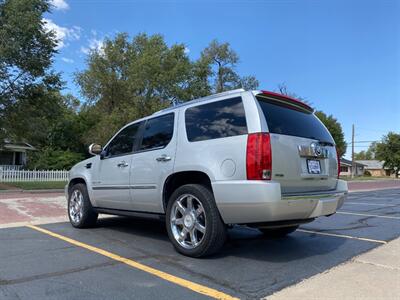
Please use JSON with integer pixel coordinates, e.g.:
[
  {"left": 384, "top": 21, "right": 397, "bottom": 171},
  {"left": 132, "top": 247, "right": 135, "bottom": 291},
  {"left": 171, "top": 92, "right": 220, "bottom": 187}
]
[{"left": 152, "top": 88, "right": 246, "bottom": 115}]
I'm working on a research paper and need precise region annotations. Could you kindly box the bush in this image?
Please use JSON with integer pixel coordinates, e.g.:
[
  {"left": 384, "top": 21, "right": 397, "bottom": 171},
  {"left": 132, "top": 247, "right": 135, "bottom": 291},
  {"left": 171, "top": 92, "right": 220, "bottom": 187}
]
[
  {"left": 364, "top": 170, "right": 372, "bottom": 177},
  {"left": 27, "top": 148, "right": 84, "bottom": 170}
]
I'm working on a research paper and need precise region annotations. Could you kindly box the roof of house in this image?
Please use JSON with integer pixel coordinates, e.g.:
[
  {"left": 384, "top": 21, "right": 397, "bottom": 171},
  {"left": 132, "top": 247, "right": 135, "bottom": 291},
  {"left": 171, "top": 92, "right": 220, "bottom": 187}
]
[
  {"left": 355, "top": 160, "right": 385, "bottom": 169},
  {"left": 340, "top": 158, "right": 366, "bottom": 167},
  {"left": 1, "top": 140, "right": 36, "bottom": 151}
]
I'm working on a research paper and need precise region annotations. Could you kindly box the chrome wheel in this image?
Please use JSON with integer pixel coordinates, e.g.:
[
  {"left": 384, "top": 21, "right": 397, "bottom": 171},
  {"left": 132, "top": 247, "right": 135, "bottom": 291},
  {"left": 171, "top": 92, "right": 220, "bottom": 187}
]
[
  {"left": 170, "top": 194, "right": 206, "bottom": 249},
  {"left": 69, "top": 189, "right": 84, "bottom": 224}
]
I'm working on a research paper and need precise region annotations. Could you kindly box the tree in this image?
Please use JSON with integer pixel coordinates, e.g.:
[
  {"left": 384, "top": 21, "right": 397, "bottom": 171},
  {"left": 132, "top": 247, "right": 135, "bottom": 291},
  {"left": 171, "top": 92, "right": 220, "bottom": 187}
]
[
  {"left": 315, "top": 111, "right": 347, "bottom": 157},
  {"left": 354, "top": 142, "right": 377, "bottom": 160},
  {"left": 376, "top": 132, "right": 400, "bottom": 178},
  {"left": 200, "top": 40, "right": 259, "bottom": 93},
  {"left": 76, "top": 33, "right": 203, "bottom": 145},
  {"left": 76, "top": 34, "right": 259, "bottom": 145},
  {"left": 0, "top": 0, "right": 60, "bottom": 139}
]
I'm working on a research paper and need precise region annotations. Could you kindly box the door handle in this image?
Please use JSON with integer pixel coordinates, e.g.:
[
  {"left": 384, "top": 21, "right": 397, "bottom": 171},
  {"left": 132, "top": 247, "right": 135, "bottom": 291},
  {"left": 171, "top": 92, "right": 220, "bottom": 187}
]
[
  {"left": 156, "top": 155, "right": 171, "bottom": 162},
  {"left": 117, "top": 161, "right": 129, "bottom": 167}
]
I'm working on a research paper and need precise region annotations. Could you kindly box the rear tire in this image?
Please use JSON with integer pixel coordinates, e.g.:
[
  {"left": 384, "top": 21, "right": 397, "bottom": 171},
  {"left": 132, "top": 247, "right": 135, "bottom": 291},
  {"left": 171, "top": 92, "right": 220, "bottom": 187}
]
[
  {"left": 68, "top": 183, "right": 98, "bottom": 228},
  {"left": 259, "top": 225, "right": 299, "bottom": 238},
  {"left": 166, "top": 184, "right": 226, "bottom": 257}
]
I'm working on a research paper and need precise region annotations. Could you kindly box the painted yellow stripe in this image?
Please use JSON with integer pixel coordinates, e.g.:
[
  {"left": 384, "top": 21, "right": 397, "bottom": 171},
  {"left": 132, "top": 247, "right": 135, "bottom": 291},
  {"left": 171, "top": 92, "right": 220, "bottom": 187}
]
[
  {"left": 337, "top": 211, "right": 400, "bottom": 220},
  {"left": 297, "top": 229, "right": 387, "bottom": 244},
  {"left": 27, "top": 225, "right": 238, "bottom": 300}
]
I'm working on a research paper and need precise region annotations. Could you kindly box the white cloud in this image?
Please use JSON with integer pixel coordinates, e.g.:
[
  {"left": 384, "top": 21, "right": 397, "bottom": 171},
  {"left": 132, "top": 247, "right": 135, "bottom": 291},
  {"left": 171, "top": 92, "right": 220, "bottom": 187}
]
[
  {"left": 61, "top": 57, "right": 74, "bottom": 63},
  {"left": 50, "top": 0, "right": 69, "bottom": 11},
  {"left": 184, "top": 47, "right": 190, "bottom": 54},
  {"left": 81, "top": 38, "right": 105, "bottom": 55},
  {"left": 43, "top": 18, "right": 81, "bottom": 49}
]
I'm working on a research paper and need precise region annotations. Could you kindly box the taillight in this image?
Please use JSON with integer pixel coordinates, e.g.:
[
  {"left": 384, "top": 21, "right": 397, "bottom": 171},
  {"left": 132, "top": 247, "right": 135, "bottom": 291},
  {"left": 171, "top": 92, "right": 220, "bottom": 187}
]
[
  {"left": 336, "top": 148, "right": 340, "bottom": 178},
  {"left": 246, "top": 133, "right": 272, "bottom": 180}
]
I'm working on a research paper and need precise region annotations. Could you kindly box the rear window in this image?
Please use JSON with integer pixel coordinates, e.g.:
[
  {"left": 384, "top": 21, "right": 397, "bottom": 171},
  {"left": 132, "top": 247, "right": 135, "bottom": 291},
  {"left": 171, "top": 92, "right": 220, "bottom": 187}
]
[
  {"left": 257, "top": 97, "right": 334, "bottom": 143},
  {"left": 185, "top": 97, "right": 247, "bottom": 142}
]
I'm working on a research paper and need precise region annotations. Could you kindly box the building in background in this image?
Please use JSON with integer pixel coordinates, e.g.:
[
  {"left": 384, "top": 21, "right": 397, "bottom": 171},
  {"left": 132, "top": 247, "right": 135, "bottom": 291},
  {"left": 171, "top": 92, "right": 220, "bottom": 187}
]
[
  {"left": 355, "top": 160, "right": 391, "bottom": 177},
  {"left": 0, "top": 140, "right": 36, "bottom": 170},
  {"left": 340, "top": 158, "right": 366, "bottom": 176}
]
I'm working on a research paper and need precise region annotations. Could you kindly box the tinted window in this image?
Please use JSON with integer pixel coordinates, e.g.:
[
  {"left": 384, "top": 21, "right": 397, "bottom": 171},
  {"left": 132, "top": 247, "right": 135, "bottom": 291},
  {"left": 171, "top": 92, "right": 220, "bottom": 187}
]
[
  {"left": 139, "top": 113, "right": 174, "bottom": 151},
  {"left": 185, "top": 97, "right": 247, "bottom": 142},
  {"left": 257, "top": 97, "right": 334, "bottom": 143},
  {"left": 106, "top": 122, "right": 141, "bottom": 157}
]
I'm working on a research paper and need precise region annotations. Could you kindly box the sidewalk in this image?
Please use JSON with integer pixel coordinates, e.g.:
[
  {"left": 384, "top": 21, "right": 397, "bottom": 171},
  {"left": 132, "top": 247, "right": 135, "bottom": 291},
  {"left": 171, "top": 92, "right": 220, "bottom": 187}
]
[
  {"left": 347, "top": 179, "right": 400, "bottom": 192},
  {"left": 266, "top": 238, "right": 400, "bottom": 300}
]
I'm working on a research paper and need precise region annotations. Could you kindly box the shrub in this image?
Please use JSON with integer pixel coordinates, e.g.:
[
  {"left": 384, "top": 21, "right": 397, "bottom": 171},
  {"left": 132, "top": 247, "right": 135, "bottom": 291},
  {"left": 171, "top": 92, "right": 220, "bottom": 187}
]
[
  {"left": 27, "top": 148, "right": 84, "bottom": 170},
  {"left": 364, "top": 170, "right": 372, "bottom": 177}
]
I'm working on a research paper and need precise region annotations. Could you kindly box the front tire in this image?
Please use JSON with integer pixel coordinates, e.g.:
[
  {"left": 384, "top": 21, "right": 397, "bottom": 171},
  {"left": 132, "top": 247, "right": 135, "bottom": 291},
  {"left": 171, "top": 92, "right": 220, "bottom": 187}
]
[
  {"left": 166, "top": 184, "right": 226, "bottom": 257},
  {"left": 259, "top": 225, "right": 299, "bottom": 238},
  {"left": 68, "top": 183, "right": 98, "bottom": 228}
]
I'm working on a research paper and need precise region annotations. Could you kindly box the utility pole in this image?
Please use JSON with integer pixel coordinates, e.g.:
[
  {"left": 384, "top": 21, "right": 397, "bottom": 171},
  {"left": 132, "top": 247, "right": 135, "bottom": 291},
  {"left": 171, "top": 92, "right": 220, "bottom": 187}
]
[{"left": 351, "top": 124, "right": 355, "bottom": 178}]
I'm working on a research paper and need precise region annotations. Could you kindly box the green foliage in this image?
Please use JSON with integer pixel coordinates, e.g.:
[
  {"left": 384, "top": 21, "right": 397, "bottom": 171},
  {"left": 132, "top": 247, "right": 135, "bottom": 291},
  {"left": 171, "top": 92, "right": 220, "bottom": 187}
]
[
  {"left": 6, "top": 181, "right": 67, "bottom": 190},
  {"left": 75, "top": 34, "right": 259, "bottom": 145},
  {"left": 0, "top": 0, "right": 60, "bottom": 138},
  {"left": 354, "top": 142, "right": 377, "bottom": 160},
  {"left": 364, "top": 170, "right": 372, "bottom": 176},
  {"left": 314, "top": 111, "right": 346, "bottom": 157},
  {"left": 200, "top": 40, "right": 259, "bottom": 93},
  {"left": 27, "top": 147, "right": 85, "bottom": 170},
  {"left": 376, "top": 132, "right": 400, "bottom": 177}
]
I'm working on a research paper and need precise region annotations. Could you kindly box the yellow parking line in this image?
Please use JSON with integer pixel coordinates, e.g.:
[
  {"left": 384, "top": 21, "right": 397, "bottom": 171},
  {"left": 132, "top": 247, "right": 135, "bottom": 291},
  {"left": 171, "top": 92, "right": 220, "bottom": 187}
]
[
  {"left": 27, "top": 225, "right": 238, "bottom": 300},
  {"left": 297, "top": 229, "right": 387, "bottom": 244},
  {"left": 337, "top": 211, "right": 400, "bottom": 220}
]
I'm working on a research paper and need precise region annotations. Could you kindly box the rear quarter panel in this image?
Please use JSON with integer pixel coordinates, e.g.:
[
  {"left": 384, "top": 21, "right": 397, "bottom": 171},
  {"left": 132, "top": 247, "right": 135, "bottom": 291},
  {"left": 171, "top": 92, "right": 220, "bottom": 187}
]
[{"left": 174, "top": 92, "right": 261, "bottom": 183}]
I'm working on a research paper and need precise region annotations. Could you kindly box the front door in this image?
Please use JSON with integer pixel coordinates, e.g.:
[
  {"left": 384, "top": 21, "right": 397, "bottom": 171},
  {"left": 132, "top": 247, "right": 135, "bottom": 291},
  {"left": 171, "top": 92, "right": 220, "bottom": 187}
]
[
  {"left": 131, "top": 113, "right": 176, "bottom": 213},
  {"left": 92, "top": 122, "right": 142, "bottom": 210}
]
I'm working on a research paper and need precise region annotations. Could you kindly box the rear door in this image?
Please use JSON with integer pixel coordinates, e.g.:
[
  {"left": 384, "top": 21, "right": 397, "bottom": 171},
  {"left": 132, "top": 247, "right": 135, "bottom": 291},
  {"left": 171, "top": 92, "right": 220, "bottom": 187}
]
[
  {"left": 256, "top": 95, "right": 338, "bottom": 194},
  {"left": 130, "top": 113, "right": 176, "bottom": 213}
]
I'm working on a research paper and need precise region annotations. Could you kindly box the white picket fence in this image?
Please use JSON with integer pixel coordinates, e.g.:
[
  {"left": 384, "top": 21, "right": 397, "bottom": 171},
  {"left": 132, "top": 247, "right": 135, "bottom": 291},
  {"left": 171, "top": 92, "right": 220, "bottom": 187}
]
[{"left": 0, "top": 169, "right": 69, "bottom": 182}]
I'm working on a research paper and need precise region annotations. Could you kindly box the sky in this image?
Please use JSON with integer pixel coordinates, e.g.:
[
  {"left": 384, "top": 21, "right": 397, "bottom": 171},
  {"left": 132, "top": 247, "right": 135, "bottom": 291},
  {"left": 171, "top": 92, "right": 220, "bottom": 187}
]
[{"left": 44, "top": 0, "right": 400, "bottom": 159}]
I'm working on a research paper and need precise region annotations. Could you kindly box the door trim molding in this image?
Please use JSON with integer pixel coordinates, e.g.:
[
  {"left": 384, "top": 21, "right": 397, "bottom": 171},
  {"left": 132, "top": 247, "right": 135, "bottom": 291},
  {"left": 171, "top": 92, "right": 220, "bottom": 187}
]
[{"left": 92, "top": 185, "right": 156, "bottom": 190}]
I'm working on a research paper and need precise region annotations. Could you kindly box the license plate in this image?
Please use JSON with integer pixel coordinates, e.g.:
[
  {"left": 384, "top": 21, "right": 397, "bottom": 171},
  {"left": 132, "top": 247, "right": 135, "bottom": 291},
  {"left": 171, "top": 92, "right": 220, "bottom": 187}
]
[{"left": 307, "top": 159, "right": 321, "bottom": 174}]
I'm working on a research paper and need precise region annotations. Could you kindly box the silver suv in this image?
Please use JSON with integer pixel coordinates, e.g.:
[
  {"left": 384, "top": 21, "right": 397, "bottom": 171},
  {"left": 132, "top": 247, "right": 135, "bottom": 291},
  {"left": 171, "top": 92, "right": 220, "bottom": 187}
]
[{"left": 67, "top": 89, "right": 348, "bottom": 257}]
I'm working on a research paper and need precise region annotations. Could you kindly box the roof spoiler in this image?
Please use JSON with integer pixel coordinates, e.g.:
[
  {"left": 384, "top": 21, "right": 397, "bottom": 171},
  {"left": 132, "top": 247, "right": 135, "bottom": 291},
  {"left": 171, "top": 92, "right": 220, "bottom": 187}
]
[{"left": 256, "top": 90, "right": 314, "bottom": 112}]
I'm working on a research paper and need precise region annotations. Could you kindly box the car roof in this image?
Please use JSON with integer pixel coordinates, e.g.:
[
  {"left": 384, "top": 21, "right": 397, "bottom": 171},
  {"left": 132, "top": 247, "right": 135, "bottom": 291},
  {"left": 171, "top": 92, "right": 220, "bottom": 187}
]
[{"left": 152, "top": 88, "right": 246, "bottom": 116}]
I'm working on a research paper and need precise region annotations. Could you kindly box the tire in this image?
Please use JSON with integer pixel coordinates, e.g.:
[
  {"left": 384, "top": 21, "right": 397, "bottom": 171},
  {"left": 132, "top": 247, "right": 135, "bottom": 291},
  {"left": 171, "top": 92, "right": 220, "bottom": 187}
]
[
  {"left": 166, "top": 184, "right": 226, "bottom": 257},
  {"left": 259, "top": 225, "right": 299, "bottom": 238},
  {"left": 68, "top": 183, "right": 98, "bottom": 228}
]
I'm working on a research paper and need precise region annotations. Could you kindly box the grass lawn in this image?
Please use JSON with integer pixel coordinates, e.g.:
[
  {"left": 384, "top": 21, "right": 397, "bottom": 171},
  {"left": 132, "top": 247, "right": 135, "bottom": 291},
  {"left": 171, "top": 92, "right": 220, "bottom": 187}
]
[{"left": 3, "top": 181, "right": 67, "bottom": 190}]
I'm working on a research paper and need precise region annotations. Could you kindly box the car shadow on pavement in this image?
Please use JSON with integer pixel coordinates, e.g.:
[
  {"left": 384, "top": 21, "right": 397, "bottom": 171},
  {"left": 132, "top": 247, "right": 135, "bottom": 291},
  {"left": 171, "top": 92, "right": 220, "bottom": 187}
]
[{"left": 93, "top": 216, "right": 346, "bottom": 263}]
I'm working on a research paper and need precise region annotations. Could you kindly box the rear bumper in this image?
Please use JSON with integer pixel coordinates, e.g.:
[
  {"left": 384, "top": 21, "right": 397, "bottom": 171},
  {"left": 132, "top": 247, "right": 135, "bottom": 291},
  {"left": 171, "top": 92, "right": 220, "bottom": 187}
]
[{"left": 212, "top": 180, "right": 347, "bottom": 224}]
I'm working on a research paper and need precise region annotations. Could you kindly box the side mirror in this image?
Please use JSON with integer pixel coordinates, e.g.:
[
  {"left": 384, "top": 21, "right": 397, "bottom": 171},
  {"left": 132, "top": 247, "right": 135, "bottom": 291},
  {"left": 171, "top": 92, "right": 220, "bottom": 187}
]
[{"left": 88, "top": 143, "right": 103, "bottom": 156}]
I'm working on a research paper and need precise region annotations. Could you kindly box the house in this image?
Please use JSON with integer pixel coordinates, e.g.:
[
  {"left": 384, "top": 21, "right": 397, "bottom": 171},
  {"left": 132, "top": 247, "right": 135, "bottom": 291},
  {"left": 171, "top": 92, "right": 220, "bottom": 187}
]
[
  {"left": 0, "top": 140, "right": 36, "bottom": 170},
  {"left": 340, "top": 158, "right": 366, "bottom": 176},
  {"left": 355, "top": 160, "right": 391, "bottom": 177}
]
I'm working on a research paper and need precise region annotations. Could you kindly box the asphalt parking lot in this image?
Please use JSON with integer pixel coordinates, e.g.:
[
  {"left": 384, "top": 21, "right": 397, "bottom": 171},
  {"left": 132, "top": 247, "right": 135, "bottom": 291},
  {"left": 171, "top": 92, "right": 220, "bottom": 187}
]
[{"left": 0, "top": 188, "right": 399, "bottom": 299}]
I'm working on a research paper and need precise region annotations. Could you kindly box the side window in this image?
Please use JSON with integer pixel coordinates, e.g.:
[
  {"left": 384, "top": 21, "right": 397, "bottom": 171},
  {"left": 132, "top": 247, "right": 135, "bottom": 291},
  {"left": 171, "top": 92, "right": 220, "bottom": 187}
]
[
  {"left": 185, "top": 97, "right": 247, "bottom": 142},
  {"left": 105, "top": 122, "right": 141, "bottom": 157},
  {"left": 139, "top": 113, "right": 174, "bottom": 151}
]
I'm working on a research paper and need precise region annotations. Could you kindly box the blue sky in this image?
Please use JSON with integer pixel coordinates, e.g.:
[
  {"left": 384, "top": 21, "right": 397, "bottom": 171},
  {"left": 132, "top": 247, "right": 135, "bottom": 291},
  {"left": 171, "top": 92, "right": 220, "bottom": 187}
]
[{"left": 45, "top": 0, "right": 399, "bottom": 158}]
